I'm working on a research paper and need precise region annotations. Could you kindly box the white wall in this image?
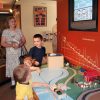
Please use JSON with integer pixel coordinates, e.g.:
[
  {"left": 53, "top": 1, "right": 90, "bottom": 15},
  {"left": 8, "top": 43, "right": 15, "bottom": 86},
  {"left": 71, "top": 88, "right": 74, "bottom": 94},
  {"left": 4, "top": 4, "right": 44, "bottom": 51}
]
[{"left": 18, "top": 0, "right": 57, "bottom": 51}]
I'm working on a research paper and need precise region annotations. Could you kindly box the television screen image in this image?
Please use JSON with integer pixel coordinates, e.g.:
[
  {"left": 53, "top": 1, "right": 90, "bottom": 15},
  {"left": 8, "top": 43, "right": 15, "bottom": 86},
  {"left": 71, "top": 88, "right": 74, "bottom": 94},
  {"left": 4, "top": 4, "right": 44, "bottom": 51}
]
[{"left": 74, "top": 0, "right": 92, "bottom": 21}]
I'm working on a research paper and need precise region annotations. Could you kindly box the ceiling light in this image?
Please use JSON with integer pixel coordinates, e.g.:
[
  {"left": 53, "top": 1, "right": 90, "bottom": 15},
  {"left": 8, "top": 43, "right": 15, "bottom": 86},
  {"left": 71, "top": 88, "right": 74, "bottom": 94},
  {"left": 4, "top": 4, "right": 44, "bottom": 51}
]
[
  {"left": 9, "top": 9, "right": 13, "bottom": 13},
  {"left": 16, "top": 0, "right": 20, "bottom": 2}
]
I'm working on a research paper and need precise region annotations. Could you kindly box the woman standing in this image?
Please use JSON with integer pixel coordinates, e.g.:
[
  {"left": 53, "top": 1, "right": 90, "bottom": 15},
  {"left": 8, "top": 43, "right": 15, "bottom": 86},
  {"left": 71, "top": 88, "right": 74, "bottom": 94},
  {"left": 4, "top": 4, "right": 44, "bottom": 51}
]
[{"left": 1, "top": 16, "right": 26, "bottom": 88}]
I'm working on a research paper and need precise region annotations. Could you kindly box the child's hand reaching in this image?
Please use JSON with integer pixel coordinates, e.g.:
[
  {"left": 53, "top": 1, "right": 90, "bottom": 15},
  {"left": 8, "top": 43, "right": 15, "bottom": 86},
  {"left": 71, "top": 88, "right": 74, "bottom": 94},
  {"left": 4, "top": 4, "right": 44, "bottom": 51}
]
[
  {"left": 30, "top": 66, "right": 41, "bottom": 73},
  {"left": 32, "top": 59, "right": 40, "bottom": 66},
  {"left": 36, "top": 68, "right": 41, "bottom": 73},
  {"left": 32, "top": 82, "right": 49, "bottom": 87},
  {"left": 34, "top": 61, "right": 40, "bottom": 66},
  {"left": 42, "top": 83, "right": 49, "bottom": 87}
]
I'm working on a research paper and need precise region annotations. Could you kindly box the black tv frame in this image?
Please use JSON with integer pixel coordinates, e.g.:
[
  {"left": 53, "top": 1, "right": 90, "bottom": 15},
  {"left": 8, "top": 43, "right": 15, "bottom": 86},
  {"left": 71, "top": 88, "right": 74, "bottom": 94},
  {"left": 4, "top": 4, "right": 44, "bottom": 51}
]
[{"left": 68, "top": 0, "right": 98, "bottom": 31}]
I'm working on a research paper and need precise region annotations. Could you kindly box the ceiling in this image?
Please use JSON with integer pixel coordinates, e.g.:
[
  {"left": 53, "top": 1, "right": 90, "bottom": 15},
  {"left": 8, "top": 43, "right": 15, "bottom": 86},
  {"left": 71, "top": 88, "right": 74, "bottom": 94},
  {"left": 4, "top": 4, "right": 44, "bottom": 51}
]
[
  {"left": 0, "top": 0, "right": 14, "bottom": 5},
  {"left": 0, "top": 0, "right": 56, "bottom": 12},
  {"left": 0, "top": 0, "right": 15, "bottom": 12},
  {"left": 1, "top": 0, "right": 56, "bottom": 4}
]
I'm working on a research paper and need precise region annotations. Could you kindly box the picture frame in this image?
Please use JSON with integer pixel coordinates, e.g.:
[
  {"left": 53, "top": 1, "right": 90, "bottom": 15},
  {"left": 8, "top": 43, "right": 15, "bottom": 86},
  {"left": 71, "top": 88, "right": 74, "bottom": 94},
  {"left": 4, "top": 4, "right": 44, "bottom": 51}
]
[{"left": 33, "top": 6, "right": 47, "bottom": 27}]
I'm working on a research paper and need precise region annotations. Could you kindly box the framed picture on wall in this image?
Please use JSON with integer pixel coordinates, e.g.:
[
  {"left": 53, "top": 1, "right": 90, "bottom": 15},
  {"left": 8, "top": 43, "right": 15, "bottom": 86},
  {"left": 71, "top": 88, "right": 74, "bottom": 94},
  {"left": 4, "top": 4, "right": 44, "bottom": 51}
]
[{"left": 33, "top": 6, "right": 47, "bottom": 27}]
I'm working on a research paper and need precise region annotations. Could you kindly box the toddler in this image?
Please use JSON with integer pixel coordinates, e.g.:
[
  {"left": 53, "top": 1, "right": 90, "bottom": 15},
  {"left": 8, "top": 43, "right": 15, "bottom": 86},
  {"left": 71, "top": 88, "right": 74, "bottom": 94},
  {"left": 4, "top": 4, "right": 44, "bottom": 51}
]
[
  {"left": 13, "top": 65, "right": 49, "bottom": 100},
  {"left": 19, "top": 55, "right": 41, "bottom": 73}
]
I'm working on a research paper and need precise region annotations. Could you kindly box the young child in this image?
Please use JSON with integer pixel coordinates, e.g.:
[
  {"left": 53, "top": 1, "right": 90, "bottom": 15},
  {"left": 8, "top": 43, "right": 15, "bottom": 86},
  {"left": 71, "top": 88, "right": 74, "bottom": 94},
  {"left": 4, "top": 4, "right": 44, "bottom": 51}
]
[
  {"left": 13, "top": 65, "right": 49, "bottom": 100},
  {"left": 29, "top": 34, "right": 47, "bottom": 67},
  {"left": 19, "top": 54, "right": 41, "bottom": 73}
]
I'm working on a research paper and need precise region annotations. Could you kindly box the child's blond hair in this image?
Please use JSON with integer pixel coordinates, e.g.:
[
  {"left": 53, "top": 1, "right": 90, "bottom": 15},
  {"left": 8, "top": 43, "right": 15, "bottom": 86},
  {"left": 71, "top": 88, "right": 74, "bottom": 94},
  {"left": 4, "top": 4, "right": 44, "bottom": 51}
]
[{"left": 13, "top": 65, "right": 30, "bottom": 83}]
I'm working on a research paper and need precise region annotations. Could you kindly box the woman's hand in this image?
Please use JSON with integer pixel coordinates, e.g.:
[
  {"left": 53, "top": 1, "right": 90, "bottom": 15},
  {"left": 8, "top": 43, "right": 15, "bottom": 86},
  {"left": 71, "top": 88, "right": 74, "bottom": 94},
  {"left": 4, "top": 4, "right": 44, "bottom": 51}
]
[
  {"left": 18, "top": 35, "right": 26, "bottom": 47},
  {"left": 12, "top": 42, "right": 19, "bottom": 49}
]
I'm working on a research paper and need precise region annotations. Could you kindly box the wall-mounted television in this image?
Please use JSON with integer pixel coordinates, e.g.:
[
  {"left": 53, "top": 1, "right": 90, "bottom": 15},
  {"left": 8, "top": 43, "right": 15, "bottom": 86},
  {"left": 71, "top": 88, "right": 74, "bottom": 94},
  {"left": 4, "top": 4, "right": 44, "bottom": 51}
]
[{"left": 69, "top": 0, "right": 98, "bottom": 31}]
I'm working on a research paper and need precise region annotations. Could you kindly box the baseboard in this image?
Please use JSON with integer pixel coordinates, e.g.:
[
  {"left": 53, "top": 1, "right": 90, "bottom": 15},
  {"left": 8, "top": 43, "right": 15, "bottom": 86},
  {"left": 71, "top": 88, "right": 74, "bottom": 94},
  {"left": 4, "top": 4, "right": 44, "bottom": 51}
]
[{"left": 0, "top": 79, "right": 10, "bottom": 86}]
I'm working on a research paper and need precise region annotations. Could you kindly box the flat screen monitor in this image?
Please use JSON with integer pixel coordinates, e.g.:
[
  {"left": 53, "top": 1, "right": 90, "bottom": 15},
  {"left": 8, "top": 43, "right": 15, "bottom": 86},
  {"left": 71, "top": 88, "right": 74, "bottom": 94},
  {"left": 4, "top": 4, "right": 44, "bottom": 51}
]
[{"left": 69, "top": 0, "right": 98, "bottom": 31}]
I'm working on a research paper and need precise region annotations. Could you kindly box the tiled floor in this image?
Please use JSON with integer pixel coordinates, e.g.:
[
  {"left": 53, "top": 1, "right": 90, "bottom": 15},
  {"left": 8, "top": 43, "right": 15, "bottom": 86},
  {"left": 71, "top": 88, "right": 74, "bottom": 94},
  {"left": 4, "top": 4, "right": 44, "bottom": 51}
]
[{"left": 0, "top": 82, "right": 15, "bottom": 100}]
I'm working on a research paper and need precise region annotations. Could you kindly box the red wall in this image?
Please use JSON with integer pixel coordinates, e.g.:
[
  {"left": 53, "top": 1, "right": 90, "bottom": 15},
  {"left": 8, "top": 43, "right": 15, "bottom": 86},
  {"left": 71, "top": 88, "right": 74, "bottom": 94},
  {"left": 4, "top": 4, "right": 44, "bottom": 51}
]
[{"left": 57, "top": 0, "right": 100, "bottom": 72}]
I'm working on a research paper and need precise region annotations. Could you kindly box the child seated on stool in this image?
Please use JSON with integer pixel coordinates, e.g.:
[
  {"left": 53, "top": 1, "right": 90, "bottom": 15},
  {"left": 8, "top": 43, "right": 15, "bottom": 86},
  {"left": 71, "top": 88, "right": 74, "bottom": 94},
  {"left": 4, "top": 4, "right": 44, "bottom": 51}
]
[
  {"left": 29, "top": 34, "right": 47, "bottom": 67},
  {"left": 13, "top": 65, "right": 49, "bottom": 100}
]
